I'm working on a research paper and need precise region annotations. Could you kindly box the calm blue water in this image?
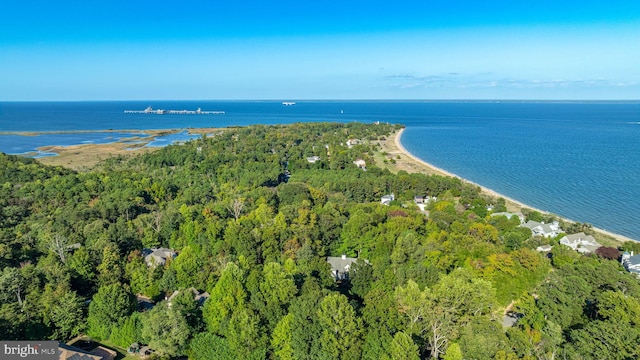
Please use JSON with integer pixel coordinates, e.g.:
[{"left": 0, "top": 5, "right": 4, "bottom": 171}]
[{"left": 1, "top": 101, "right": 639, "bottom": 240}]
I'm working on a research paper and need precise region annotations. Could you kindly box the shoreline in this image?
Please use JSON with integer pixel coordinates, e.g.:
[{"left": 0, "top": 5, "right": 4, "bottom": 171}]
[
  {"left": 8, "top": 125, "right": 636, "bottom": 245},
  {"left": 385, "top": 128, "right": 636, "bottom": 245},
  {"left": 29, "top": 127, "right": 223, "bottom": 171}
]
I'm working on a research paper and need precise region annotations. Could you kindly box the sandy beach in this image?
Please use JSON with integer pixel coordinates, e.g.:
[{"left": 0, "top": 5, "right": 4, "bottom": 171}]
[
  {"left": 380, "top": 128, "right": 636, "bottom": 246},
  {"left": 28, "top": 125, "right": 636, "bottom": 246}
]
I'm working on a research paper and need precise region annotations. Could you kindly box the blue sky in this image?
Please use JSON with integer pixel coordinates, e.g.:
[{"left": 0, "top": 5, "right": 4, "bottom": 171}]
[{"left": 1, "top": 1, "right": 639, "bottom": 100}]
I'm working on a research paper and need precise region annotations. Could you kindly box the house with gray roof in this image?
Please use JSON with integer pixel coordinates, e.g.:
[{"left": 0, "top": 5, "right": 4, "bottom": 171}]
[
  {"left": 306, "top": 155, "right": 321, "bottom": 163},
  {"left": 491, "top": 212, "right": 525, "bottom": 224},
  {"left": 522, "top": 220, "right": 562, "bottom": 238},
  {"left": 167, "top": 287, "right": 210, "bottom": 307},
  {"left": 622, "top": 252, "right": 640, "bottom": 277},
  {"left": 58, "top": 342, "right": 116, "bottom": 360},
  {"left": 142, "top": 247, "right": 177, "bottom": 267},
  {"left": 327, "top": 255, "right": 360, "bottom": 281},
  {"left": 535, "top": 245, "right": 553, "bottom": 253},
  {"left": 559, "top": 232, "right": 601, "bottom": 254}
]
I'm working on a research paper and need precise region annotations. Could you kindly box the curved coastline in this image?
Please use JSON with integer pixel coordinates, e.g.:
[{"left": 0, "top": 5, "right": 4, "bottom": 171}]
[{"left": 390, "top": 128, "right": 637, "bottom": 245}]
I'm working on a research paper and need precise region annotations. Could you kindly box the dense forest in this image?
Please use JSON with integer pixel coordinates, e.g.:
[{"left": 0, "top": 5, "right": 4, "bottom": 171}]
[{"left": 1, "top": 122, "right": 639, "bottom": 359}]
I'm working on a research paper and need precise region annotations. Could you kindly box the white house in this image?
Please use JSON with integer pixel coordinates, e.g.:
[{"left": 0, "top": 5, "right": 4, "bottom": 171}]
[
  {"left": 346, "top": 139, "right": 361, "bottom": 148},
  {"left": 381, "top": 193, "right": 395, "bottom": 206},
  {"left": 535, "top": 245, "right": 553, "bottom": 252},
  {"left": 353, "top": 159, "right": 367, "bottom": 170},
  {"left": 559, "top": 232, "right": 602, "bottom": 254},
  {"left": 622, "top": 252, "right": 640, "bottom": 277},
  {"left": 522, "top": 220, "right": 562, "bottom": 238}
]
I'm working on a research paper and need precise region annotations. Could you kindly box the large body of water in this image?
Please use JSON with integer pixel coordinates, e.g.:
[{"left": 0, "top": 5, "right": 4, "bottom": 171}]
[{"left": 1, "top": 101, "right": 639, "bottom": 241}]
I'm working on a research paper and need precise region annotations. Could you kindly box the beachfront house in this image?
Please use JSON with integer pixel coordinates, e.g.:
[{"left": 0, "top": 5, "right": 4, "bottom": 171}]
[
  {"left": 491, "top": 212, "right": 525, "bottom": 224},
  {"left": 622, "top": 252, "right": 640, "bottom": 277},
  {"left": 535, "top": 245, "right": 553, "bottom": 253},
  {"left": 559, "top": 232, "right": 602, "bottom": 254},
  {"left": 522, "top": 220, "right": 562, "bottom": 238}
]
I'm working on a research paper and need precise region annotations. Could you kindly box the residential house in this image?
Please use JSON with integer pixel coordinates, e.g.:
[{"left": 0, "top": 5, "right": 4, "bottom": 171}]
[
  {"left": 166, "top": 287, "right": 210, "bottom": 307},
  {"left": 535, "top": 245, "right": 553, "bottom": 252},
  {"left": 622, "top": 252, "right": 640, "bottom": 277},
  {"left": 89, "top": 347, "right": 117, "bottom": 360},
  {"left": 353, "top": 159, "right": 367, "bottom": 170},
  {"left": 306, "top": 155, "right": 321, "bottom": 163},
  {"left": 136, "top": 294, "right": 155, "bottom": 311},
  {"left": 327, "top": 255, "right": 360, "bottom": 281},
  {"left": 346, "top": 138, "right": 361, "bottom": 148},
  {"left": 413, "top": 195, "right": 437, "bottom": 212},
  {"left": 491, "top": 212, "right": 525, "bottom": 224},
  {"left": 559, "top": 232, "right": 602, "bottom": 254},
  {"left": 521, "top": 220, "right": 562, "bottom": 238},
  {"left": 58, "top": 343, "right": 116, "bottom": 360},
  {"left": 380, "top": 193, "right": 395, "bottom": 206},
  {"left": 142, "top": 247, "right": 177, "bottom": 267}
]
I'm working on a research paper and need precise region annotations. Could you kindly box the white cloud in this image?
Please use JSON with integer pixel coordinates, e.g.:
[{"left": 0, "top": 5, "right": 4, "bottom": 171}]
[{"left": 385, "top": 72, "right": 640, "bottom": 91}]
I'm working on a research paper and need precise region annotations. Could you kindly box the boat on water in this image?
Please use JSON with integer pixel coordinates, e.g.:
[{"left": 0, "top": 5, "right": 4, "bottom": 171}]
[
  {"left": 124, "top": 106, "right": 225, "bottom": 115},
  {"left": 282, "top": 102, "right": 296, "bottom": 106}
]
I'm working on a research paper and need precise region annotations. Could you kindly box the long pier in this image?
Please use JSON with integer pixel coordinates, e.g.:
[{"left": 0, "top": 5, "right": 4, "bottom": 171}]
[{"left": 124, "top": 106, "right": 225, "bottom": 115}]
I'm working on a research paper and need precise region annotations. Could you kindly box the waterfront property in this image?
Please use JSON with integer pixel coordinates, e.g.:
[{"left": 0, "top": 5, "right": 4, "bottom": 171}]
[
  {"left": 559, "top": 232, "right": 602, "bottom": 254},
  {"left": 491, "top": 212, "right": 525, "bottom": 224},
  {"left": 521, "top": 220, "right": 563, "bottom": 238},
  {"left": 622, "top": 252, "right": 640, "bottom": 277},
  {"left": 535, "top": 245, "right": 553, "bottom": 252}
]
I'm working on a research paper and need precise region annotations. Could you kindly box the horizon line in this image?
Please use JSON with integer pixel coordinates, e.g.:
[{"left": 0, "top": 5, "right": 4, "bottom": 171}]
[{"left": 2, "top": 99, "right": 639, "bottom": 103}]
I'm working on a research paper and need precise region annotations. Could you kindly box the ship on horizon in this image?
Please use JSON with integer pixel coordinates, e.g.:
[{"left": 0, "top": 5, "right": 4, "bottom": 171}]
[{"left": 124, "top": 106, "right": 225, "bottom": 115}]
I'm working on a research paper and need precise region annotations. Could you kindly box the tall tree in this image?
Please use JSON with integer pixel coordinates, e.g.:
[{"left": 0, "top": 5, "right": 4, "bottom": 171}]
[
  {"left": 317, "top": 293, "right": 363, "bottom": 359},
  {"left": 0, "top": 267, "right": 25, "bottom": 310},
  {"left": 390, "top": 331, "right": 420, "bottom": 360},
  {"left": 203, "top": 262, "right": 247, "bottom": 335},
  {"left": 141, "top": 303, "right": 191, "bottom": 358},
  {"left": 87, "top": 283, "right": 136, "bottom": 340}
]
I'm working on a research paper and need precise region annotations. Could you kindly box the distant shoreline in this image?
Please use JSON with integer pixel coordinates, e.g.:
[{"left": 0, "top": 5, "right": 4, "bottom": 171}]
[{"left": 386, "top": 128, "right": 637, "bottom": 245}]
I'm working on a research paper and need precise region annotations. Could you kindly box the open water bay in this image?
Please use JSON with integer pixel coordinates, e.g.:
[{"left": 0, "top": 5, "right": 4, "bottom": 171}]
[{"left": 1, "top": 100, "right": 639, "bottom": 240}]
